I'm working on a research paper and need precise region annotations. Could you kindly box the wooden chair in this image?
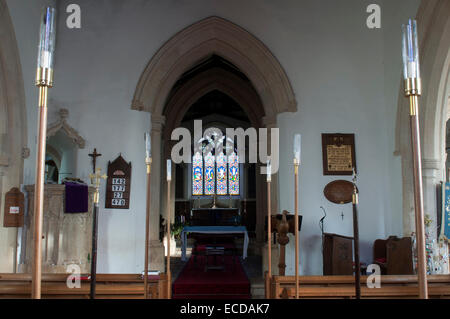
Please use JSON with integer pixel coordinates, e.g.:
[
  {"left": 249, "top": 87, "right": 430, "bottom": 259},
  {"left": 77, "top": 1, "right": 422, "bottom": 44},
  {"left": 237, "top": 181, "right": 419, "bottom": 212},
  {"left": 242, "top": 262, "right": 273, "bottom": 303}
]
[{"left": 373, "top": 236, "right": 413, "bottom": 275}]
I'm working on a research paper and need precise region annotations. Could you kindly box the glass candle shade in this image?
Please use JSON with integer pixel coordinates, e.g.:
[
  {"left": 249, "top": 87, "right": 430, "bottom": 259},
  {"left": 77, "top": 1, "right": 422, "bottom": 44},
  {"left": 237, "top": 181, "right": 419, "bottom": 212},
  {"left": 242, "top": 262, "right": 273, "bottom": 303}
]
[
  {"left": 401, "top": 19, "right": 420, "bottom": 80},
  {"left": 145, "top": 132, "right": 151, "bottom": 158},
  {"left": 267, "top": 160, "right": 272, "bottom": 182},
  {"left": 294, "top": 134, "right": 301, "bottom": 164},
  {"left": 37, "top": 7, "right": 57, "bottom": 70},
  {"left": 167, "top": 159, "right": 172, "bottom": 181}
]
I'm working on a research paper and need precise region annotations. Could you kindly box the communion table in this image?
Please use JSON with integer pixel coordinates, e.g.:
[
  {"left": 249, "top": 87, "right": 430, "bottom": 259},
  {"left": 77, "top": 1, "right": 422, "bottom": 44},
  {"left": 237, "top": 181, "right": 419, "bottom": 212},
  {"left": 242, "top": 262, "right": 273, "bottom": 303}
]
[{"left": 180, "top": 226, "right": 249, "bottom": 261}]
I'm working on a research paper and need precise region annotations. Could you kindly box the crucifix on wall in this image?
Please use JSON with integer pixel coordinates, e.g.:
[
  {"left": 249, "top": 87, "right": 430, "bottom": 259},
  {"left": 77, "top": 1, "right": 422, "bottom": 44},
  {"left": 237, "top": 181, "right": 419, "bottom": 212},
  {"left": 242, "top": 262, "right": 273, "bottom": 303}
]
[{"left": 88, "top": 148, "right": 102, "bottom": 174}]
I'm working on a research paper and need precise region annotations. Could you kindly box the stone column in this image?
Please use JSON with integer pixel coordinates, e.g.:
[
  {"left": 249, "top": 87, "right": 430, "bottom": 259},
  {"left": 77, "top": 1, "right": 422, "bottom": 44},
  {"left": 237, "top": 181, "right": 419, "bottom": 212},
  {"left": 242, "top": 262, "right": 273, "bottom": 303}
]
[
  {"left": 149, "top": 115, "right": 166, "bottom": 272},
  {"left": 422, "top": 159, "right": 441, "bottom": 237}
]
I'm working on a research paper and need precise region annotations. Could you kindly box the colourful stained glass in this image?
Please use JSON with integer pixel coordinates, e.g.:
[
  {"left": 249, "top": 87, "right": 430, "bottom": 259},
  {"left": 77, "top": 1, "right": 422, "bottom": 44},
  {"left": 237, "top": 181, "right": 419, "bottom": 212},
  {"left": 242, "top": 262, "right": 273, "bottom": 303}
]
[
  {"left": 192, "top": 152, "right": 203, "bottom": 195},
  {"left": 216, "top": 152, "right": 227, "bottom": 195},
  {"left": 204, "top": 152, "right": 215, "bottom": 195},
  {"left": 228, "top": 152, "right": 239, "bottom": 195}
]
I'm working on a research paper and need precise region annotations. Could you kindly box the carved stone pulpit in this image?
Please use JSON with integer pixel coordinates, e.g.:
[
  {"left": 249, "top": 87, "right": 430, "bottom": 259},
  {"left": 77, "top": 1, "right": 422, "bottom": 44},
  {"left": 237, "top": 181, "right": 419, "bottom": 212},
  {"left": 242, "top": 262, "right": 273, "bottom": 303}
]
[{"left": 19, "top": 184, "right": 95, "bottom": 273}]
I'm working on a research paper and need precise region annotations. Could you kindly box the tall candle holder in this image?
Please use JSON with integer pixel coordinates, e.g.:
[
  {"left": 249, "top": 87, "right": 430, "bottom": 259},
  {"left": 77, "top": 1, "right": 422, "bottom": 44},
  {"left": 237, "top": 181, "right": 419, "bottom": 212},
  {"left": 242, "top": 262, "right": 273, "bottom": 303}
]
[
  {"left": 266, "top": 160, "right": 272, "bottom": 298},
  {"left": 89, "top": 168, "right": 107, "bottom": 299},
  {"left": 293, "top": 134, "right": 301, "bottom": 299},
  {"left": 144, "top": 132, "right": 152, "bottom": 298},
  {"left": 401, "top": 19, "right": 428, "bottom": 299},
  {"left": 32, "top": 6, "right": 56, "bottom": 299},
  {"left": 166, "top": 159, "right": 172, "bottom": 299}
]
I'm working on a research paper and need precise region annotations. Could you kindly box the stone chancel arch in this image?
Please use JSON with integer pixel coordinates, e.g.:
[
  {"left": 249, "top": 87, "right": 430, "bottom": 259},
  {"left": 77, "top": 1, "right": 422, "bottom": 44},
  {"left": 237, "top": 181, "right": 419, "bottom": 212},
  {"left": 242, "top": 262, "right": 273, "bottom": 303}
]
[
  {"left": 131, "top": 16, "right": 297, "bottom": 272},
  {"left": 131, "top": 16, "right": 297, "bottom": 119}
]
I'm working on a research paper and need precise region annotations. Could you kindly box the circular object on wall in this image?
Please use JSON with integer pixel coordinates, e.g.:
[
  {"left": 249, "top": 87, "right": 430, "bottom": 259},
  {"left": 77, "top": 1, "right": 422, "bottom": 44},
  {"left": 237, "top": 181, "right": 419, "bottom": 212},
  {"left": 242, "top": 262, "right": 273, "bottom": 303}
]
[{"left": 323, "top": 180, "right": 357, "bottom": 204}]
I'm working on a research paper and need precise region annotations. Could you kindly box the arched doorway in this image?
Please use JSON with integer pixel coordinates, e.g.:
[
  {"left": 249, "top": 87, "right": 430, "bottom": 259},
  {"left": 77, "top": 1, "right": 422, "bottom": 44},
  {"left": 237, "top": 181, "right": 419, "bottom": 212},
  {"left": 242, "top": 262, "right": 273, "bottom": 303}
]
[
  {"left": 0, "top": 0, "right": 27, "bottom": 272},
  {"left": 131, "top": 16, "right": 297, "bottom": 273},
  {"left": 395, "top": 0, "right": 450, "bottom": 273}
]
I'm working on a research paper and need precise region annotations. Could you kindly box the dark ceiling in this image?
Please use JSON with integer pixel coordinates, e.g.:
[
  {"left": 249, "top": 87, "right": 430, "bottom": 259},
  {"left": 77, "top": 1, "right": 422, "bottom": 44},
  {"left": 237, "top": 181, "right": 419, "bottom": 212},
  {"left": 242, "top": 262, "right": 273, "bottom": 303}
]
[
  {"left": 182, "top": 90, "right": 249, "bottom": 123},
  {"left": 175, "top": 55, "right": 251, "bottom": 123}
]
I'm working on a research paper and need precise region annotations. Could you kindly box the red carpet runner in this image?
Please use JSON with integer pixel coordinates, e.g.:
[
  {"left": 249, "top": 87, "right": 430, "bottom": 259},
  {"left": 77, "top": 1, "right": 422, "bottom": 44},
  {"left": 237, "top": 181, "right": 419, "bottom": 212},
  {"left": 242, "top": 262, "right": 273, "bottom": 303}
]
[{"left": 172, "top": 255, "right": 251, "bottom": 299}]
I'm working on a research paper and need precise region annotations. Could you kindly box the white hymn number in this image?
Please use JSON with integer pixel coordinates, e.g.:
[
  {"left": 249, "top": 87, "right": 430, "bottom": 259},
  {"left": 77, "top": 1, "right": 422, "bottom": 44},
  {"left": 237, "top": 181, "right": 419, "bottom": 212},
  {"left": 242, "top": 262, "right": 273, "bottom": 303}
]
[
  {"left": 112, "top": 178, "right": 126, "bottom": 185},
  {"left": 112, "top": 185, "right": 125, "bottom": 192},
  {"left": 112, "top": 199, "right": 126, "bottom": 206}
]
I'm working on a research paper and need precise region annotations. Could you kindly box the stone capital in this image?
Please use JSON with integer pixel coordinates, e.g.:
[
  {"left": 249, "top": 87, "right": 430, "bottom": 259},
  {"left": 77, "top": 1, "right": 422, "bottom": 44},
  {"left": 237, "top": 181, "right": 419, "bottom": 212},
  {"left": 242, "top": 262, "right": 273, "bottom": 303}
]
[
  {"left": 151, "top": 115, "right": 166, "bottom": 133},
  {"left": 262, "top": 115, "right": 277, "bottom": 128},
  {"left": 422, "top": 158, "right": 441, "bottom": 170}
]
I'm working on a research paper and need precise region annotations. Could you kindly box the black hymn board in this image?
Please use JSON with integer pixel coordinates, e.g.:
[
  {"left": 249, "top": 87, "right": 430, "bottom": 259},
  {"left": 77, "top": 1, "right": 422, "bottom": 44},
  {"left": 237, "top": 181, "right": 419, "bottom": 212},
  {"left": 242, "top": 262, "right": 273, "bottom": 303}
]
[{"left": 105, "top": 155, "right": 131, "bottom": 209}]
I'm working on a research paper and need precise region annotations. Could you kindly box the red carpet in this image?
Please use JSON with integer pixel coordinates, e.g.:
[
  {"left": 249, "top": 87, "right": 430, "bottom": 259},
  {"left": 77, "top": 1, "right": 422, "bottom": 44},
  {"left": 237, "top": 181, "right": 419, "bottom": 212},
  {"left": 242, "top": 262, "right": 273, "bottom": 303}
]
[{"left": 172, "top": 255, "right": 251, "bottom": 299}]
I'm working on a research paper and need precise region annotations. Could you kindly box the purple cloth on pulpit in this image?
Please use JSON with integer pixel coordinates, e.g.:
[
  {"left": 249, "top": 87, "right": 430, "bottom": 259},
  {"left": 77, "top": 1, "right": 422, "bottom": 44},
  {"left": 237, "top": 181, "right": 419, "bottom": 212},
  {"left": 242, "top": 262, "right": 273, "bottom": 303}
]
[{"left": 64, "top": 182, "right": 88, "bottom": 213}]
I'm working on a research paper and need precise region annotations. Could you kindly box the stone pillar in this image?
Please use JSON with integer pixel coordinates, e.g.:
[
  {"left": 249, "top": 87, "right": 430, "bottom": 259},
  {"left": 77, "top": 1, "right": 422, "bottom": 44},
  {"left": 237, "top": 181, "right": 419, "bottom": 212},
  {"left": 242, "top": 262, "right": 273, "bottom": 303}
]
[
  {"left": 149, "top": 115, "right": 166, "bottom": 272},
  {"left": 422, "top": 158, "right": 441, "bottom": 241}
]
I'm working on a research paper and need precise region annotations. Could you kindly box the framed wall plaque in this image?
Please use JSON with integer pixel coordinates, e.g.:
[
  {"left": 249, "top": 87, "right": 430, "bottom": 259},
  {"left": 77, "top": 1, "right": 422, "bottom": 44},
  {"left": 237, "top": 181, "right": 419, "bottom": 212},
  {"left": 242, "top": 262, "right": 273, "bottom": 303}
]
[
  {"left": 105, "top": 155, "right": 131, "bottom": 209},
  {"left": 322, "top": 133, "right": 356, "bottom": 175},
  {"left": 3, "top": 187, "right": 24, "bottom": 227}
]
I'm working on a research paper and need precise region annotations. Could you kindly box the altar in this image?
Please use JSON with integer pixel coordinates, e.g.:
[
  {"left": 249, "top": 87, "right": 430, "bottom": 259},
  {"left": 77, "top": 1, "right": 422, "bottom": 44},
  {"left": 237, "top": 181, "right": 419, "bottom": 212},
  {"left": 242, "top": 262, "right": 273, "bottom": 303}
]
[
  {"left": 180, "top": 226, "right": 249, "bottom": 261},
  {"left": 189, "top": 208, "right": 240, "bottom": 226}
]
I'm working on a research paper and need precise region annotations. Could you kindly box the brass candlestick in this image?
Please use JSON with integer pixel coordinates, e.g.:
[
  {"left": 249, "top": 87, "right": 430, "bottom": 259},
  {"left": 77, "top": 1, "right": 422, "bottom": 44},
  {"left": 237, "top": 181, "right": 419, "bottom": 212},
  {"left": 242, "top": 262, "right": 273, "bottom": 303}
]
[
  {"left": 294, "top": 158, "right": 299, "bottom": 299},
  {"left": 402, "top": 19, "right": 428, "bottom": 299},
  {"left": 88, "top": 168, "right": 107, "bottom": 299},
  {"left": 166, "top": 159, "right": 172, "bottom": 299},
  {"left": 144, "top": 156, "right": 152, "bottom": 298},
  {"left": 32, "top": 7, "right": 56, "bottom": 299},
  {"left": 352, "top": 170, "right": 361, "bottom": 299},
  {"left": 405, "top": 79, "right": 428, "bottom": 299},
  {"left": 266, "top": 161, "right": 272, "bottom": 298}
]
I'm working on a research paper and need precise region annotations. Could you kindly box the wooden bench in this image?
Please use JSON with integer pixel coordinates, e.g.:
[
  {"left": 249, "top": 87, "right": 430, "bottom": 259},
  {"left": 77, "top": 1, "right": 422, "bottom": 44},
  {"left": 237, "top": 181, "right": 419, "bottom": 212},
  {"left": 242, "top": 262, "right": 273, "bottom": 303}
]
[
  {"left": 268, "top": 274, "right": 450, "bottom": 299},
  {"left": 0, "top": 273, "right": 168, "bottom": 299}
]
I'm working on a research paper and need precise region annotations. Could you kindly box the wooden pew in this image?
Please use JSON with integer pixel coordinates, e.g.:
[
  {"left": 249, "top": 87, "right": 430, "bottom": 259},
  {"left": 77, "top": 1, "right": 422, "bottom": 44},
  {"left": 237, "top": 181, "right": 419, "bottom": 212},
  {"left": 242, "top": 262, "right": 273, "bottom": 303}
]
[
  {"left": 0, "top": 273, "right": 168, "bottom": 299},
  {"left": 269, "top": 275, "right": 450, "bottom": 299}
]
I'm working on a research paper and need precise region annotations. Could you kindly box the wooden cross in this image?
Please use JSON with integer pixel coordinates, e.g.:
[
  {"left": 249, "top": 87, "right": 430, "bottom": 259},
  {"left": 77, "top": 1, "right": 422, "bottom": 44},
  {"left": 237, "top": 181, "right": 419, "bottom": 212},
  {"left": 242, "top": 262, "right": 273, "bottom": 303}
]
[{"left": 88, "top": 148, "right": 102, "bottom": 174}]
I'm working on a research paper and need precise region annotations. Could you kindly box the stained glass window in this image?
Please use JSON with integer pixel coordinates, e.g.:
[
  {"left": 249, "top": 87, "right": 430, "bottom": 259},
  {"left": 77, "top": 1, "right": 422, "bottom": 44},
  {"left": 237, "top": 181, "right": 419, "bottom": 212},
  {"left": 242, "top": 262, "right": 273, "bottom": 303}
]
[
  {"left": 204, "top": 152, "right": 215, "bottom": 195},
  {"left": 216, "top": 152, "right": 227, "bottom": 195},
  {"left": 228, "top": 152, "right": 240, "bottom": 195},
  {"left": 191, "top": 147, "right": 240, "bottom": 196},
  {"left": 192, "top": 152, "right": 203, "bottom": 195}
]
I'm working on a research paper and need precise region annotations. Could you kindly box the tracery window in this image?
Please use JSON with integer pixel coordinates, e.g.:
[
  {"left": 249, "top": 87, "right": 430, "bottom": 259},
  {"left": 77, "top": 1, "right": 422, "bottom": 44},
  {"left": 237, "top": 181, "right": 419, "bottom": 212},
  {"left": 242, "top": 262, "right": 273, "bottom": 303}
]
[{"left": 191, "top": 136, "right": 240, "bottom": 196}]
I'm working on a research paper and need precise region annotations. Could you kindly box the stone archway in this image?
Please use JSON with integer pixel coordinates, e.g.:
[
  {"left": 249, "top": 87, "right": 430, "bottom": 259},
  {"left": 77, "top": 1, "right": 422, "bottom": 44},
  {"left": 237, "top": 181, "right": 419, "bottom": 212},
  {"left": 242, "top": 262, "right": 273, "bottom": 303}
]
[
  {"left": 131, "top": 16, "right": 297, "bottom": 271},
  {"left": 0, "top": 0, "right": 27, "bottom": 272},
  {"left": 395, "top": 0, "right": 450, "bottom": 255}
]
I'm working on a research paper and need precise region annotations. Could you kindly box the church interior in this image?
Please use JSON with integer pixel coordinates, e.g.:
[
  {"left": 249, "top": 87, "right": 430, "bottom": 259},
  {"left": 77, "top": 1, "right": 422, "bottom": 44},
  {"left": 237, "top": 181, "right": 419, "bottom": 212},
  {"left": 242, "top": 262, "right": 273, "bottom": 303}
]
[{"left": 0, "top": 0, "right": 450, "bottom": 299}]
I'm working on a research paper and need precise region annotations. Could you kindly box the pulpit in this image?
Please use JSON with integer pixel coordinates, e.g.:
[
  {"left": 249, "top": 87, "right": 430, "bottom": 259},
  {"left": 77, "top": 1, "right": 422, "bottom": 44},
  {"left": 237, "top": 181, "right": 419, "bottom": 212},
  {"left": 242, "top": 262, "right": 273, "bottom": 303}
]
[
  {"left": 322, "top": 233, "right": 353, "bottom": 275},
  {"left": 19, "top": 184, "right": 95, "bottom": 273}
]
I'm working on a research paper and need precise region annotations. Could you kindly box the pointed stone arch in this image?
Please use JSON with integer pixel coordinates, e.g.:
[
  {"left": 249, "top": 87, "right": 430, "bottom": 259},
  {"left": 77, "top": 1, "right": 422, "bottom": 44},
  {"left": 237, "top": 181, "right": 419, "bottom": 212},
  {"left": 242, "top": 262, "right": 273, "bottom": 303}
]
[
  {"left": 131, "top": 16, "right": 297, "bottom": 119},
  {"left": 132, "top": 16, "right": 297, "bottom": 272}
]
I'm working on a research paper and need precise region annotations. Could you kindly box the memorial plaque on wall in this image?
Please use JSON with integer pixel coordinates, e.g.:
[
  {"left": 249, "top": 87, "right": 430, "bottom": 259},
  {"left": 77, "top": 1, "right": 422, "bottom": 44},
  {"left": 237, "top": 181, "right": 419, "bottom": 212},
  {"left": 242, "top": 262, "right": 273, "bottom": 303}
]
[
  {"left": 3, "top": 187, "right": 24, "bottom": 227},
  {"left": 105, "top": 155, "right": 131, "bottom": 209},
  {"left": 322, "top": 133, "right": 356, "bottom": 175}
]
